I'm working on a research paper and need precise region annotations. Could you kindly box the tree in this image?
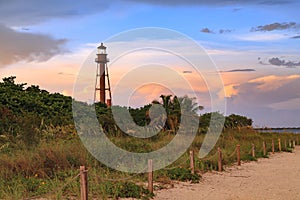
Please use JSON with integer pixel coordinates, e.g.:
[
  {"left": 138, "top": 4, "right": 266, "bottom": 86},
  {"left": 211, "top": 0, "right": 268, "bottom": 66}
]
[
  {"left": 199, "top": 112, "right": 225, "bottom": 133},
  {"left": 225, "top": 114, "right": 252, "bottom": 129}
]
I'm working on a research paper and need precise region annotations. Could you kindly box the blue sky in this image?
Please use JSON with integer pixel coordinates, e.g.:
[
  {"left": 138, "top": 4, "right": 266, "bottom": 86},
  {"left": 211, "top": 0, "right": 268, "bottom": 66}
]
[{"left": 0, "top": 0, "right": 300, "bottom": 127}]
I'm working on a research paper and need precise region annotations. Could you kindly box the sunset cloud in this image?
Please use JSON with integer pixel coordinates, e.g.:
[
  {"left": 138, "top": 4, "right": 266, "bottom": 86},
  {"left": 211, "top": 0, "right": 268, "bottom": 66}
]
[
  {"left": 268, "top": 57, "right": 300, "bottom": 67},
  {"left": 129, "top": 84, "right": 174, "bottom": 107},
  {"left": 224, "top": 84, "right": 239, "bottom": 97},
  {"left": 220, "top": 69, "right": 256, "bottom": 73},
  {"left": 226, "top": 74, "right": 300, "bottom": 127},
  {"left": 248, "top": 75, "right": 300, "bottom": 91},
  {"left": 0, "top": 24, "right": 67, "bottom": 67}
]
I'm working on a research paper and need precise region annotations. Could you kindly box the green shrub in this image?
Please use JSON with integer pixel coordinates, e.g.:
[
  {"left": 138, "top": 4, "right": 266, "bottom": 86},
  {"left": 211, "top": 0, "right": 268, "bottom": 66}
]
[
  {"left": 166, "top": 168, "right": 200, "bottom": 183},
  {"left": 100, "top": 181, "right": 153, "bottom": 199}
]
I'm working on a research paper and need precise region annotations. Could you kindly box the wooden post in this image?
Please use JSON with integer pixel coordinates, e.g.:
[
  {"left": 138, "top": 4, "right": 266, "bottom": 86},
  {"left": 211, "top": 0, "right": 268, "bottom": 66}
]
[
  {"left": 189, "top": 150, "right": 195, "bottom": 174},
  {"left": 218, "top": 147, "right": 222, "bottom": 172},
  {"left": 278, "top": 138, "right": 281, "bottom": 152},
  {"left": 289, "top": 140, "right": 292, "bottom": 148},
  {"left": 252, "top": 143, "right": 255, "bottom": 158},
  {"left": 263, "top": 141, "right": 266, "bottom": 156},
  {"left": 80, "top": 166, "right": 88, "bottom": 200},
  {"left": 237, "top": 144, "right": 241, "bottom": 166},
  {"left": 148, "top": 159, "right": 153, "bottom": 193},
  {"left": 272, "top": 139, "right": 275, "bottom": 154}
]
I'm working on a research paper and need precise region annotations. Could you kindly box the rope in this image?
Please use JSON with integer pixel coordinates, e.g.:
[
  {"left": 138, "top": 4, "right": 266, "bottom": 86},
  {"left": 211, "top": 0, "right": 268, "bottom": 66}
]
[
  {"left": 258, "top": 144, "right": 264, "bottom": 152},
  {"left": 84, "top": 164, "right": 150, "bottom": 182},
  {"left": 163, "top": 156, "right": 191, "bottom": 170},
  {"left": 22, "top": 170, "right": 85, "bottom": 200},
  {"left": 97, "top": 168, "right": 148, "bottom": 182},
  {"left": 225, "top": 147, "right": 237, "bottom": 159},
  {"left": 198, "top": 150, "right": 219, "bottom": 161}
]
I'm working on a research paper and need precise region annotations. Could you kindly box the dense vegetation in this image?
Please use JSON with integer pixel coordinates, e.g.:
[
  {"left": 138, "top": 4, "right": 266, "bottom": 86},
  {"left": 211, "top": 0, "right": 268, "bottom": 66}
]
[
  {"left": 0, "top": 76, "right": 299, "bottom": 199},
  {"left": 0, "top": 76, "right": 253, "bottom": 148}
]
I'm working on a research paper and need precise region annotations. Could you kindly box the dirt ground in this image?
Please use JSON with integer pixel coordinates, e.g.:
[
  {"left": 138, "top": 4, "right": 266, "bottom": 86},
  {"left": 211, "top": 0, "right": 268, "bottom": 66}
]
[{"left": 153, "top": 146, "right": 300, "bottom": 200}]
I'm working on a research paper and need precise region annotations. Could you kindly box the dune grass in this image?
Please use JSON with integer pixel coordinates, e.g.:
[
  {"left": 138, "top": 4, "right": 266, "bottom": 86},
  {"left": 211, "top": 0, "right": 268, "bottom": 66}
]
[{"left": 0, "top": 128, "right": 299, "bottom": 199}]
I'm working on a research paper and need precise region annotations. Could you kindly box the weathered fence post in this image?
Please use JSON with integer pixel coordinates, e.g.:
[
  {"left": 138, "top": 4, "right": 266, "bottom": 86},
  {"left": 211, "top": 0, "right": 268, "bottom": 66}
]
[
  {"left": 148, "top": 159, "right": 153, "bottom": 193},
  {"left": 237, "top": 144, "right": 241, "bottom": 166},
  {"left": 218, "top": 147, "right": 222, "bottom": 172},
  {"left": 252, "top": 143, "right": 255, "bottom": 158},
  {"left": 263, "top": 141, "right": 266, "bottom": 156},
  {"left": 189, "top": 150, "right": 195, "bottom": 174},
  {"left": 272, "top": 139, "right": 275, "bottom": 154},
  {"left": 278, "top": 138, "right": 281, "bottom": 152},
  {"left": 80, "top": 166, "right": 88, "bottom": 200},
  {"left": 289, "top": 140, "right": 292, "bottom": 148}
]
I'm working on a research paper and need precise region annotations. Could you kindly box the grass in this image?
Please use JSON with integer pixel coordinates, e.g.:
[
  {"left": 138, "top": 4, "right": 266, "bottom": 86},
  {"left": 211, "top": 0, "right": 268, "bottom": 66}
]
[{"left": 0, "top": 127, "right": 299, "bottom": 199}]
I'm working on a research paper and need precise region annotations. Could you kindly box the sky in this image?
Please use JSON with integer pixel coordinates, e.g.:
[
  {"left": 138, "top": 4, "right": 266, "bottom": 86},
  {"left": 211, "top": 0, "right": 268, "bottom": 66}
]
[{"left": 0, "top": 0, "right": 300, "bottom": 127}]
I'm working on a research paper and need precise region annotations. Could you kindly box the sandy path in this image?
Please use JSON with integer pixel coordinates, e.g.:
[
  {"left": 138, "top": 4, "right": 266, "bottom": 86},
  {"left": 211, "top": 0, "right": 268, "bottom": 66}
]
[{"left": 153, "top": 146, "right": 300, "bottom": 200}]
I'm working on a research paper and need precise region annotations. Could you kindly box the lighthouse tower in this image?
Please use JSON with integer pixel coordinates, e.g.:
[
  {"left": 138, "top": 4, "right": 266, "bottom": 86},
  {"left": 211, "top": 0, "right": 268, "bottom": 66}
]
[{"left": 94, "top": 43, "right": 112, "bottom": 106}]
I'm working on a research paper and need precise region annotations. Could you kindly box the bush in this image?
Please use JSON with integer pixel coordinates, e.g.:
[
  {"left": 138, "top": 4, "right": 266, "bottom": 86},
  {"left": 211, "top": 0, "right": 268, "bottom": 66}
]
[
  {"left": 166, "top": 168, "right": 200, "bottom": 183},
  {"left": 100, "top": 181, "right": 153, "bottom": 199}
]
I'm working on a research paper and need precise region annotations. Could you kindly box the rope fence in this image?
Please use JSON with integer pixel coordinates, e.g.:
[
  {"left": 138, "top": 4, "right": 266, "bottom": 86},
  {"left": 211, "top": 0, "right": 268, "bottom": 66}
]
[{"left": 22, "top": 138, "right": 298, "bottom": 199}]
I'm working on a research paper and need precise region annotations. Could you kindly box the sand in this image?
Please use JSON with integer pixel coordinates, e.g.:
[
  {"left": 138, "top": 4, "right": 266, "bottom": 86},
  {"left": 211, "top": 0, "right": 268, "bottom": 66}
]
[{"left": 153, "top": 146, "right": 300, "bottom": 200}]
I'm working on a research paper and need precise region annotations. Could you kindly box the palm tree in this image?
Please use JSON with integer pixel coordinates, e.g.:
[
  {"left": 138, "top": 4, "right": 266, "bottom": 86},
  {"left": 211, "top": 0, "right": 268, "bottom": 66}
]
[{"left": 158, "top": 95, "right": 204, "bottom": 134}]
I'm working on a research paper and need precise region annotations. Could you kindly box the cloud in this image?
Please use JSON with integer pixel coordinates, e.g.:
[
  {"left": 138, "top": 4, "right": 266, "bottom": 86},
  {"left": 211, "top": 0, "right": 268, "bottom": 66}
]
[
  {"left": 226, "top": 74, "right": 300, "bottom": 127},
  {"left": 224, "top": 84, "right": 239, "bottom": 97},
  {"left": 251, "top": 22, "right": 298, "bottom": 32},
  {"left": 0, "top": 0, "right": 296, "bottom": 26},
  {"left": 201, "top": 28, "right": 233, "bottom": 34},
  {"left": 219, "top": 29, "right": 233, "bottom": 34},
  {"left": 200, "top": 28, "right": 214, "bottom": 34},
  {"left": 248, "top": 75, "right": 300, "bottom": 91},
  {"left": 226, "top": 75, "right": 300, "bottom": 105},
  {"left": 0, "top": 24, "right": 67, "bottom": 67},
  {"left": 220, "top": 69, "right": 256, "bottom": 73},
  {"left": 0, "top": 1, "right": 110, "bottom": 26},
  {"left": 290, "top": 35, "right": 300, "bottom": 39},
  {"left": 125, "top": 0, "right": 294, "bottom": 6},
  {"left": 268, "top": 57, "right": 300, "bottom": 67},
  {"left": 182, "top": 70, "right": 193, "bottom": 74}
]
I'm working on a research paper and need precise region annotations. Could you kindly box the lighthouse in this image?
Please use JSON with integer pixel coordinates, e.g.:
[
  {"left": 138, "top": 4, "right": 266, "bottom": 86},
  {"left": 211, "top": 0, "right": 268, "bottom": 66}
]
[{"left": 94, "top": 43, "right": 112, "bottom": 106}]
